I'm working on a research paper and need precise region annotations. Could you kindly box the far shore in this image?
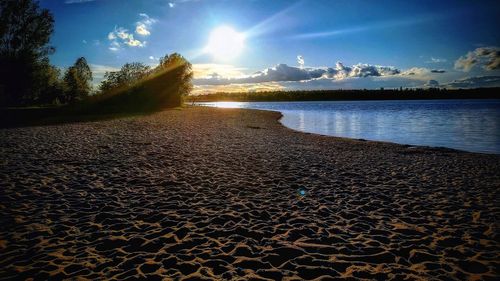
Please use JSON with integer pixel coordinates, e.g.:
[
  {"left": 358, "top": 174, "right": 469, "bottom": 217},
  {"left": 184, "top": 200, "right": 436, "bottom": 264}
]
[
  {"left": 1, "top": 106, "right": 499, "bottom": 280},
  {"left": 187, "top": 87, "right": 500, "bottom": 102}
]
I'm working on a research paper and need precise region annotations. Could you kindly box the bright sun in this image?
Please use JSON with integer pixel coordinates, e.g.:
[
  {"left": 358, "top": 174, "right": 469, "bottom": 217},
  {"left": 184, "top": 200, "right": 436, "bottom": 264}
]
[{"left": 205, "top": 26, "right": 245, "bottom": 60}]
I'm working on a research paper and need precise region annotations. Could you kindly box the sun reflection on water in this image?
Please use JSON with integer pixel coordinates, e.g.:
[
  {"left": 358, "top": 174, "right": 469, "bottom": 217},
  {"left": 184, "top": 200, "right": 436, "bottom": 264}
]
[{"left": 199, "top": 101, "right": 246, "bottom": 108}]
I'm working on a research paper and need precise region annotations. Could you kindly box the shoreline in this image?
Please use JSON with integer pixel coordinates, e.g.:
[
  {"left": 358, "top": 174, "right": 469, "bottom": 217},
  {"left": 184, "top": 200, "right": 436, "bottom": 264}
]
[
  {"left": 193, "top": 102, "right": 499, "bottom": 155},
  {"left": 1, "top": 107, "right": 499, "bottom": 280}
]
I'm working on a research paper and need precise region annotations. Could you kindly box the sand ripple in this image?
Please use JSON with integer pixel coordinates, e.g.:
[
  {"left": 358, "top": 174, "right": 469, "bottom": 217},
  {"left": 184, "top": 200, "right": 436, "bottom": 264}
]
[{"left": 0, "top": 107, "right": 499, "bottom": 280}]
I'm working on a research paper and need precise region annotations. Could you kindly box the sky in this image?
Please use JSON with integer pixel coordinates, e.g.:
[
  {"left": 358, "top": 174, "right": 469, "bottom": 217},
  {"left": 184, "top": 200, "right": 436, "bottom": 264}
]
[{"left": 40, "top": 0, "right": 500, "bottom": 93}]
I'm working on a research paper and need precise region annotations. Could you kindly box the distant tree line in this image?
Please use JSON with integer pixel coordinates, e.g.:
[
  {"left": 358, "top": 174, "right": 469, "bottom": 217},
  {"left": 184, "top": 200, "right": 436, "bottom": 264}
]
[
  {"left": 188, "top": 87, "right": 500, "bottom": 102},
  {"left": 1, "top": 0, "right": 192, "bottom": 110}
]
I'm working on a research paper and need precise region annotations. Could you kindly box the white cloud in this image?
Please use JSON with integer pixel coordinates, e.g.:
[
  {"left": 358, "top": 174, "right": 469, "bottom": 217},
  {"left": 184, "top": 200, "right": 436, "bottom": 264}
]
[
  {"left": 169, "top": 3, "right": 175, "bottom": 8},
  {"left": 192, "top": 82, "right": 284, "bottom": 95},
  {"left": 193, "top": 57, "right": 500, "bottom": 92},
  {"left": 108, "top": 40, "right": 121, "bottom": 51},
  {"left": 136, "top": 24, "right": 151, "bottom": 36},
  {"left": 455, "top": 46, "right": 500, "bottom": 71},
  {"left": 115, "top": 28, "right": 131, "bottom": 40},
  {"left": 90, "top": 64, "right": 120, "bottom": 85},
  {"left": 400, "top": 67, "right": 445, "bottom": 79},
  {"left": 106, "top": 14, "right": 156, "bottom": 51},
  {"left": 297, "top": 55, "right": 304, "bottom": 69},
  {"left": 107, "top": 32, "right": 117, "bottom": 40},
  {"left": 191, "top": 61, "right": 470, "bottom": 93},
  {"left": 90, "top": 64, "right": 120, "bottom": 75},
  {"left": 400, "top": 67, "right": 430, "bottom": 76},
  {"left": 125, "top": 38, "right": 145, "bottom": 47},
  {"left": 135, "top": 14, "right": 157, "bottom": 36},
  {"left": 108, "top": 25, "right": 147, "bottom": 51},
  {"left": 192, "top": 76, "right": 430, "bottom": 94},
  {"left": 443, "top": 76, "right": 500, "bottom": 88},
  {"left": 280, "top": 76, "right": 426, "bottom": 90},
  {"left": 425, "top": 57, "right": 447, "bottom": 63},
  {"left": 194, "top": 62, "right": 401, "bottom": 85},
  {"left": 193, "top": 64, "right": 247, "bottom": 79}
]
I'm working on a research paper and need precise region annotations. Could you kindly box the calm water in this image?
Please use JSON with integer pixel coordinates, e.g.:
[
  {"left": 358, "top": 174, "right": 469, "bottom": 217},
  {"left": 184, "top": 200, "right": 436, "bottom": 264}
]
[{"left": 195, "top": 100, "right": 500, "bottom": 154}]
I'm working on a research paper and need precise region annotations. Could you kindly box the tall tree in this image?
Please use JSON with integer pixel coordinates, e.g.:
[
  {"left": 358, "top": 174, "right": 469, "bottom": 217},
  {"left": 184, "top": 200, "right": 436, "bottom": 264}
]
[
  {"left": 155, "top": 53, "right": 193, "bottom": 97},
  {"left": 63, "top": 57, "right": 92, "bottom": 103},
  {"left": 0, "top": 0, "right": 55, "bottom": 106},
  {"left": 38, "top": 63, "right": 64, "bottom": 105},
  {"left": 99, "top": 62, "right": 150, "bottom": 93}
]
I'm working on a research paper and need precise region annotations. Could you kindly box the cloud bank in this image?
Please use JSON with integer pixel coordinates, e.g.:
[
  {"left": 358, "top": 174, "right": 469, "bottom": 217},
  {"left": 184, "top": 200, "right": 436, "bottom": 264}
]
[
  {"left": 444, "top": 76, "right": 500, "bottom": 88},
  {"left": 194, "top": 62, "right": 402, "bottom": 86},
  {"left": 455, "top": 47, "right": 500, "bottom": 71},
  {"left": 191, "top": 62, "right": 449, "bottom": 94}
]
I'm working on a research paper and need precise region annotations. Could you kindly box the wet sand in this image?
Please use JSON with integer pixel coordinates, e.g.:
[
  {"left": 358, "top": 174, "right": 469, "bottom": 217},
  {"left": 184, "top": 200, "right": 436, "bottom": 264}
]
[{"left": 0, "top": 106, "right": 499, "bottom": 280}]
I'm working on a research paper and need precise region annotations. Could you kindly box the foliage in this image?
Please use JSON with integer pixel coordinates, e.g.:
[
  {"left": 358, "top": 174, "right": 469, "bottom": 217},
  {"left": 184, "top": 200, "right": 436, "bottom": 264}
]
[
  {"left": 95, "top": 53, "right": 192, "bottom": 111},
  {"left": 0, "top": 0, "right": 193, "bottom": 113},
  {"left": 38, "top": 63, "right": 64, "bottom": 105},
  {"left": 99, "top": 62, "right": 151, "bottom": 93},
  {"left": 63, "top": 57, "right": 92, "bottom": 103},
  {"left": 0, "top": 0, "right": 55, "bottom": 106},
  {"left": 154, "top": 53, "right": 193, "bottom": 97}
]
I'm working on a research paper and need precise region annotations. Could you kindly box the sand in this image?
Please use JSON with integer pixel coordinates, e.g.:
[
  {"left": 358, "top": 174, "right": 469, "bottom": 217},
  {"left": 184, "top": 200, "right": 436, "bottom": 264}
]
[{"left": 0, "top": 106, "right": 499, "bottom": 280}]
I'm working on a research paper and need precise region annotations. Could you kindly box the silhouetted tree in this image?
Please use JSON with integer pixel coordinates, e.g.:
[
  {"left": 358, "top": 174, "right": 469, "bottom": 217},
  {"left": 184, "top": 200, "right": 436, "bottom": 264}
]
[
  {"left": 93, "top": 54, "right": 192, "bottom": 112},
  {"left": 38, "top": 63, "right": 64, "bottom": 105},
  {"left": 155, "top": 53, "right": 193, "bottom": 96},
  {"left": 63, "top": 57, "right": 92, "bottom": 103},
  {"left": 0, "top": 0, "right": 55, "bottom": 106},
  {"left": 99, "top": 62, "right": 150, "bottom": 92}
]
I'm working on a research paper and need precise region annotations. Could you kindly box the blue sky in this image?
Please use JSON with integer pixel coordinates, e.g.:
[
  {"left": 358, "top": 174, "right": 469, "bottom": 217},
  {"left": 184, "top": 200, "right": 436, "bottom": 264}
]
[{"left": 40, "top": 0, "right": 500, "bottom": 92}]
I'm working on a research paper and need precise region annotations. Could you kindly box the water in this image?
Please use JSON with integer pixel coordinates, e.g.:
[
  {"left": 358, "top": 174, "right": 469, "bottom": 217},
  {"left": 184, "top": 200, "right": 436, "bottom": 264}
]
[{"left": 195, "top": 100, "right": 500, "bottom": 154}]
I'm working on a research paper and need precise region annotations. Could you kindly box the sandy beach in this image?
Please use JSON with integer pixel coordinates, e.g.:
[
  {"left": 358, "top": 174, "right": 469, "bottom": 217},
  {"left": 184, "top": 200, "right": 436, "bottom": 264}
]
[{"left": 0, "top": 106, "right": 499, "bottom": 280}]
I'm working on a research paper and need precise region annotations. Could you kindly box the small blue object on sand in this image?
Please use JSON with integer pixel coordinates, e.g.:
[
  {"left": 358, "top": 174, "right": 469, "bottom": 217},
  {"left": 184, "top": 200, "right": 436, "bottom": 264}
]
[{"left": 299, "top": 189, "right": 306, "bottom": 196}]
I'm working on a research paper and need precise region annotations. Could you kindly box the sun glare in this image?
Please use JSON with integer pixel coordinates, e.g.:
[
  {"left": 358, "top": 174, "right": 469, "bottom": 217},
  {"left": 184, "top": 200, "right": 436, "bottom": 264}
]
[{"left": 205, "top": 26, "right": 245, "bottom": 60}]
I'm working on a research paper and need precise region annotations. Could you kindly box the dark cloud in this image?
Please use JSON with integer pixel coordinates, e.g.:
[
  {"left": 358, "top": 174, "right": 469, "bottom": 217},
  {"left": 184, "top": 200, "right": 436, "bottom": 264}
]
[
  {"left": 454, "top": 47, "right": 500, "bottom": 71},
  {"left": 430, "top": 69, "right": 446, "bottom": 73},
  {"left": 424, "top": 80, "right": 440, "bottom": 87},
  {"left": 444, "top": 76, "right": 500, "bottom": 88}
]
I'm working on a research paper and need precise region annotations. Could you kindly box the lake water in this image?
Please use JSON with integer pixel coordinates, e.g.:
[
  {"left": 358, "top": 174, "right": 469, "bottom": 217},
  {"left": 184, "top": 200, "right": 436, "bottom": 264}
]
[{"left": 195, "top": 100, "right": 500, "bottom": 154}]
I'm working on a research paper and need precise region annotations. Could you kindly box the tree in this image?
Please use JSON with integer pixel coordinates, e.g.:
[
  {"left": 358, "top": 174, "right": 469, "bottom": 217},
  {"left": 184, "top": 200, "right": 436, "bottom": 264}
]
[
  {"left": 0, "top": 0, "right": 55, "bottom": 106},
  {"left": 99, "top": 62, "right": 150, "bottom": 93},
  {"left": 38, "top": 63, "right": 64, "bottom": 105},
  {"left": 95, "top": 54, "right": 192, "bottom": 112},
  {"left": 63, "top": 57, "right": 92, "bottom": 103},
  {"left": 152, "top": 53, "right": 193, "bottom": 105}
]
